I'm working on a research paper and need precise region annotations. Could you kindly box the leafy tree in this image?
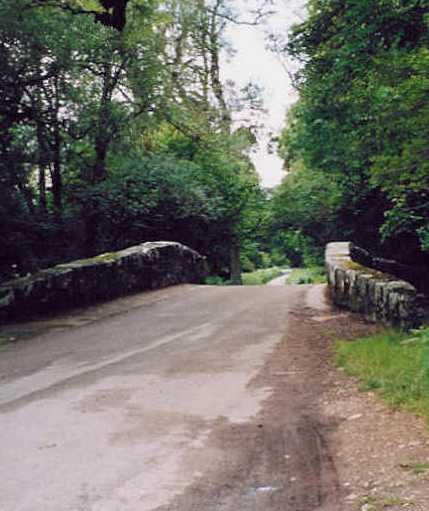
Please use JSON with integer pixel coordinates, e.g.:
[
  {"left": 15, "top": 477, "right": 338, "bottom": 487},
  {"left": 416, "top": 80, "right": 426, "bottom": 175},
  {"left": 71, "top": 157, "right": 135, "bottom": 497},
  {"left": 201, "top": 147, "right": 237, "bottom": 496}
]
[
  {"left": 0, "top": 0, "right": 269, "bottom": 284},
  {"left": 274, "top": 0, "right": 429, "bottom": 269}
]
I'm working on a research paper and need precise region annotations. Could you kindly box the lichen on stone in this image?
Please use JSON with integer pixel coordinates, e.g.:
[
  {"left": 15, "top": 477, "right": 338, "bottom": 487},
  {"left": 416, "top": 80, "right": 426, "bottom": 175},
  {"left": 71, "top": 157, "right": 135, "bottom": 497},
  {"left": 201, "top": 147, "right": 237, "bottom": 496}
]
[
  {"left": 326, "top": 242, "right": 428, "bottom": 329},
  {"left": 0, "top": 242, "right": 207, "bottom": 322}
]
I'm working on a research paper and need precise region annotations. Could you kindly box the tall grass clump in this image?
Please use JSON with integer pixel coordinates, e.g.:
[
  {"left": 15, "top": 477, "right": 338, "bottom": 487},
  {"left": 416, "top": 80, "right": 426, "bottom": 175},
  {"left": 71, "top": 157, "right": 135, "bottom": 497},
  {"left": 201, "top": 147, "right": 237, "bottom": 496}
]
[{"left": 336, "top": 327, "right": 429, "bottom": 425}]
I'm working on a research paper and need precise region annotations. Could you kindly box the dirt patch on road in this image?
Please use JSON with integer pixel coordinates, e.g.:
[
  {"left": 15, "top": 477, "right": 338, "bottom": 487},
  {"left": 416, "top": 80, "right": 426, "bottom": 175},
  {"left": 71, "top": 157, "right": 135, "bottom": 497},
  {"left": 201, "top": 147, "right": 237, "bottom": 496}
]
[{"left": 155, "top": 287, "right": 429, "bottom": 510}]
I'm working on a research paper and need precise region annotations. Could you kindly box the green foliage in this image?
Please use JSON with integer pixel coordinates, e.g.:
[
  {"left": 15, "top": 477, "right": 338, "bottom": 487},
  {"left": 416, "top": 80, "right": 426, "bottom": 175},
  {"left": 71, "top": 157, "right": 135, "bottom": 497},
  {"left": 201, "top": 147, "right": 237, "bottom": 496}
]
[
  {"left": 286, "top": 266, "right": 326, "bottom": 285},
  {"left": 205, "top": 275, "right": 227, "bottom": 286},
  {"left": 336, "top": 326, "right": 429, "bottom": 426},
  {"left": 0, "top": 0, "right": 267, "bottom": 283},
  {"left": 69, "top": 154, "right": 215, "bottom": 250},
  {"left": 240, "top": 245, "right": 274, "bottom": 272},
  {"left": 242, "top": 267, "right": 283, "bottom": 286},
  {"left": 265, "top": 152, "right": 341, "bottom": 268},
  {"left": 276, "top": 0, "right": 429, "bottom": 267},
  {"left": 270, "top": 230, "right": 324, "bottom": 268}
]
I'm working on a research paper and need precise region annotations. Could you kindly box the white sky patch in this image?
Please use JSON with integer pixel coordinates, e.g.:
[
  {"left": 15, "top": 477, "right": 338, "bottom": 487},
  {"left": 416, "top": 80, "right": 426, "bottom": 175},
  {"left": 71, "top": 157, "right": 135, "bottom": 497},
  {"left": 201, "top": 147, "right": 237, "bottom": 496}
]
[{"left": 222, "top": 0, "right": 307, "bottom": 188}]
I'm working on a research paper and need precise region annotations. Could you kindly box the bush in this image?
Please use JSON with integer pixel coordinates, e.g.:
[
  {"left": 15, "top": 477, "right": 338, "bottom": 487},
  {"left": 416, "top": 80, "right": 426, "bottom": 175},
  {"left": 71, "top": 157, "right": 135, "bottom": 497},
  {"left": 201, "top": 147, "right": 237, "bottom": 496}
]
[{"left": 205, "top": 275, "right": 226, "bottom": 286}]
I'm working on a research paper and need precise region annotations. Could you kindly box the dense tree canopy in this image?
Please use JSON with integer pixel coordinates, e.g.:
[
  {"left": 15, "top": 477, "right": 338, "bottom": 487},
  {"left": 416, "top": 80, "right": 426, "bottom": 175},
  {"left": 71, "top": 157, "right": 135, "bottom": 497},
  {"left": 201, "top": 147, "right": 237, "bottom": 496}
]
[
  {"left": 0, "top": 0, "right": 268, "bottom": 283},
  {"left": 3, "top": 0, "right": 427, "bottom": 286},
  {"left": 272, "top": 0, "right": 429, "bottom": 269}
]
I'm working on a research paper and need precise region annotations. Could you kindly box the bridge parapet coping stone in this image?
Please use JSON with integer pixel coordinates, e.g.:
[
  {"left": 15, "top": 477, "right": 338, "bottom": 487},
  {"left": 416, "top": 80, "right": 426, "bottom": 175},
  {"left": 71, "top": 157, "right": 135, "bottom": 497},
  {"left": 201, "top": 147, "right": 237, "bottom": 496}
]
[
  {"left": 0, "top": 242, "right": 208, "bottom": 321},
  {"left": 325, "top": 242, "right": 429, "bottom": 329}
]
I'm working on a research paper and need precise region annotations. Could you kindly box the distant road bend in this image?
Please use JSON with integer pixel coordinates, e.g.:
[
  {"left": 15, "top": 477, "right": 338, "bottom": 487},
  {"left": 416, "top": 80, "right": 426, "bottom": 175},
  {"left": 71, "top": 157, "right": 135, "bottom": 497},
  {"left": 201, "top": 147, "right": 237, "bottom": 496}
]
[{"left": 0, "top": 283, "right": 341, "bottom": 511}]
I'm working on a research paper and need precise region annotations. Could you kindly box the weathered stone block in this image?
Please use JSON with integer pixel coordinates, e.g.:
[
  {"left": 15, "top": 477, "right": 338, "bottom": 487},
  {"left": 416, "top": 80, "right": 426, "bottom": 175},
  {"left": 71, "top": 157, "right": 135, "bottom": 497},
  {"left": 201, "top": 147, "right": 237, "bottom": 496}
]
[
  {"left": 0, "top": 242, "right": 208, "bottom": 321},
  {"left": 325, "top": 242, "right": 429, "bottom": 329}
]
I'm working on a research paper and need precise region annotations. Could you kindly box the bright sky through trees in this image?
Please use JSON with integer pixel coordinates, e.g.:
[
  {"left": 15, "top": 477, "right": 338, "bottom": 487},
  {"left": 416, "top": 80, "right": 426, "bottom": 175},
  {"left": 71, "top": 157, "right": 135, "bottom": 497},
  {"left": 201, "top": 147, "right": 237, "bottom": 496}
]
[{"left": 223, "top": 0, "right": 306, "bottom": 187}]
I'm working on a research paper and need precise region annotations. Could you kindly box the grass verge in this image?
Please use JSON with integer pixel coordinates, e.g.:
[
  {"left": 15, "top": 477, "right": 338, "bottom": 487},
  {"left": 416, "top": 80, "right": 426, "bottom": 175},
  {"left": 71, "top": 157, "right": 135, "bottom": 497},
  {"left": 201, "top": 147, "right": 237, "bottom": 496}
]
[
  {"left": 286, "top": 266, "right": 326, "bottom": 285},
  {"left": 205, "top": 267, "right": 284, "bottom": 286},
  {"left": 335, "top": 326, "right": 429, "bottom": 425},
  {"left": 242, "top": 267, "right": 283, "bottom": 285}
]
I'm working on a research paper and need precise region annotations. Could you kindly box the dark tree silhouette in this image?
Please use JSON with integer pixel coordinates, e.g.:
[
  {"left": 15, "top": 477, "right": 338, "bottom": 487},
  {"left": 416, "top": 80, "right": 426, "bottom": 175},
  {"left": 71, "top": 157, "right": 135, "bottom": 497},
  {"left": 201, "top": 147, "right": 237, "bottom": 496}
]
[
  {"left": 96, "top": 0, "right": 129, "bottom": 31},
  {"left": 31, "top": 0, "right": 130, "bottom": 31}
]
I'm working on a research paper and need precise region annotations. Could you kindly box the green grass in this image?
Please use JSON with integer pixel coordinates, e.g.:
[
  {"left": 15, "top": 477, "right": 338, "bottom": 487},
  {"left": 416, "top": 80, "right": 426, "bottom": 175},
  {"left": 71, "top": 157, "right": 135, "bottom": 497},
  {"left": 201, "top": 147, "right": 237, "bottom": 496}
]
[
  {"left": 286, "top": 266, "right": 327, "bottom": 285},
  {"left": 335, "top": 326, "right": 429, "bottom": 425},
  {"left": 242, "top": 267, "right": 283, "bottom": 285}
]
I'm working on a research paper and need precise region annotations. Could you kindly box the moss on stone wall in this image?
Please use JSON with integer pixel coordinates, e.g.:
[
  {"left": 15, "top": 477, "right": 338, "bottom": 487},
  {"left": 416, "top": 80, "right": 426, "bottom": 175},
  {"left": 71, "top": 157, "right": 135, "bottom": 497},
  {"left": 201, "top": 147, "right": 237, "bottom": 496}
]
[{"left": 0, "top": 242, "right": 208, "bottom": 321}]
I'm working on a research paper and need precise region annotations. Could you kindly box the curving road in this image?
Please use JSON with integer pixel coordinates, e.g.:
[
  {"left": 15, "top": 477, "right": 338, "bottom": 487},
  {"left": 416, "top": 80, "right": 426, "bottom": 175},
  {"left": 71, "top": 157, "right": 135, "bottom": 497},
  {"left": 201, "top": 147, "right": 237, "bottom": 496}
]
[{"left": 0, "top": 283, "right": 340, "bottom": 511}]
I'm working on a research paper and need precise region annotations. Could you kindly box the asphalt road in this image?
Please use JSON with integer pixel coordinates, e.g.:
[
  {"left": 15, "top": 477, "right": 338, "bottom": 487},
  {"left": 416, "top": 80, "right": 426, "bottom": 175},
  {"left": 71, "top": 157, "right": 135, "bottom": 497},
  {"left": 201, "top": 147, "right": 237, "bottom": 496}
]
[
  {"left": 266, "top": 269, "right": 293, "bottom": 287},
  {"left": 0, "top": 283, "right": 339, "bottom": 511}
]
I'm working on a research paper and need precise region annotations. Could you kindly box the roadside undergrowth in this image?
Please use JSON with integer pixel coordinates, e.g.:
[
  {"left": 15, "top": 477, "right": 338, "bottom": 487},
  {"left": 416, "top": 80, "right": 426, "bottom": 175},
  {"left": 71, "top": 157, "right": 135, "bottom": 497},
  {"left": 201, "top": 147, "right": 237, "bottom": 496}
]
[
  {"left": 242, "top": 267, "right": 283, "bottom": 285},
  {"left": 286, "top": 266, "right": 326, "bottom": 285},
  {"left": 205, "top": 267, "right": 284, "bottom": 286},
  {"left": 335, "top": 326, "right": 429, "bottom": 426}
]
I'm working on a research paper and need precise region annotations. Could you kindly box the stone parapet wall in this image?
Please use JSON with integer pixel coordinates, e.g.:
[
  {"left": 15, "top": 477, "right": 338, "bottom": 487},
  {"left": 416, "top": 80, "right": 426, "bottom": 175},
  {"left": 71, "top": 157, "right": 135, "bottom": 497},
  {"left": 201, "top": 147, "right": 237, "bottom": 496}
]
[
  {"left": 326, "top": 242, "right": 429, "bottom": 329},
  {"left": 0, "top": 242, "right": 208, "bottom": 321}
]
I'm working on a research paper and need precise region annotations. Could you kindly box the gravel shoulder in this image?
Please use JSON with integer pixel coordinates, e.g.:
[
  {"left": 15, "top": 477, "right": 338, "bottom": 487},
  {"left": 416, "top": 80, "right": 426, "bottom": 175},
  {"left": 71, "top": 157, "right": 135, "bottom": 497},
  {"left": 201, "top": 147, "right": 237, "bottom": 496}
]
[{"left": 298, "top": 286, "right": 429, "bottom": 511}]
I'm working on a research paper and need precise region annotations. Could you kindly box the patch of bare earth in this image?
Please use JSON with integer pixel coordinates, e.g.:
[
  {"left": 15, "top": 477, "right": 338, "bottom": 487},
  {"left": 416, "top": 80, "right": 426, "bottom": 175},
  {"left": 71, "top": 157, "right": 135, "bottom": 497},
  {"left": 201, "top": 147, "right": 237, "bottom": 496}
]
[{"left": 295, "top": 290, "right": 429, "bottom": 511}]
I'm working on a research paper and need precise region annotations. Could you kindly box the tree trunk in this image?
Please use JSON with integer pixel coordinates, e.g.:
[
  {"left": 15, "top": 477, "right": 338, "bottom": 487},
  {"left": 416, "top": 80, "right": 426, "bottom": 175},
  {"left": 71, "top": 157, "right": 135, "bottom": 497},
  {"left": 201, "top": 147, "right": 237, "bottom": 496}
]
[
  {"left": 84, "top": 197, "right": 99, "bottom": 257},
  {"left": 35, "top": 121, "right": 47, "bottom": 214},
  {"left": 92, "top": 136, "right": 109, "bottom": 183},
  {"left": 38, "top": 166, "right": 47, "bottom": 214},
  {"left": 35, "top": 93, "right": 48, "bottom": 215},
  {"left": 51, "top": 77, "right": 63, "bottom": 216},
  {"left": 229, "top": 240, "right": 242, "bottom": 285},
  {"left": 208, "top": 3, "right": 231, "bottom": 128},
  {"left": 15, "top": 172, "right": 36, "bottom": 216},
  {"left": 51, "top": 153, "right": 62, "bottom": 214},
  {"left": 91, "top": 62, "right": 114, "bottom": 183}
]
